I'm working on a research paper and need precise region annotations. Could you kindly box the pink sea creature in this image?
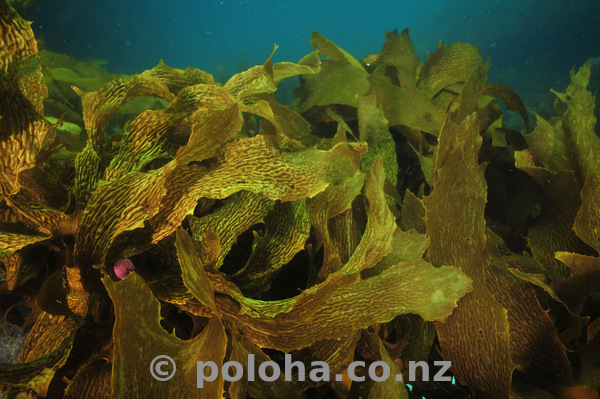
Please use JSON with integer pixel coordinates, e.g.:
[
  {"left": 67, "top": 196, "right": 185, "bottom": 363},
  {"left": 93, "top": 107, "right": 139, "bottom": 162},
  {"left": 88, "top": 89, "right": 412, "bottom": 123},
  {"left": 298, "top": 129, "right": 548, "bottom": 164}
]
[{"left": 113, "top": 258, "right": 135, "bottom": 279}]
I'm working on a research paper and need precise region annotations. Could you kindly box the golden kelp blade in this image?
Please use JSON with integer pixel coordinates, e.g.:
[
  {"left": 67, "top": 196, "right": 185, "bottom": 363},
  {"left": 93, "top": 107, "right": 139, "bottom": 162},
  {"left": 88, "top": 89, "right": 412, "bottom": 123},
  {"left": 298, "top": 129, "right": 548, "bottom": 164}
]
[
  {"left": 181, "top": 158, "right": 471, "bottom": 352},
  {"left": 103, "top": 273, "right": 227, "bottom": 398},
  {"left": 0, "top": 1, "right": 49, "bottom": 198},
  {"left": 426, "top": 113, "right": 514, "bottom": 398}
]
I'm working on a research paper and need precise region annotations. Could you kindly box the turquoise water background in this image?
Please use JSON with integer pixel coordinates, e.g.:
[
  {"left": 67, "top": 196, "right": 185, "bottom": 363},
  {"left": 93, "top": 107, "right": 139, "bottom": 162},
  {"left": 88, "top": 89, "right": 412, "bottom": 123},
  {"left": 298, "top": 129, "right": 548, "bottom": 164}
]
[{"left": 30, "top": 0, "right": 600, "bottom": 96}]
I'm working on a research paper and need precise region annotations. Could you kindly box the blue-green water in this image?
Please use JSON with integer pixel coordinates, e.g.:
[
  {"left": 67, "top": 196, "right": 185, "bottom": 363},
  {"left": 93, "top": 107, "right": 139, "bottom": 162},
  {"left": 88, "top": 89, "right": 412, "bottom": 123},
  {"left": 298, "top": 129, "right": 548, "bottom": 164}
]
[{"left": 30, "top": 0, "right": 600, "bottom": 96}]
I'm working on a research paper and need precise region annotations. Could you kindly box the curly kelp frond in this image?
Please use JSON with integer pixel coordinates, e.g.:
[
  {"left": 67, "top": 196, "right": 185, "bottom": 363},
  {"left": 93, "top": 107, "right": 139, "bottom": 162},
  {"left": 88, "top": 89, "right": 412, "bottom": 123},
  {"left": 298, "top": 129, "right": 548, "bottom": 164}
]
[{"left": 2, "top": 1, "right": 600, "bottom": 397}]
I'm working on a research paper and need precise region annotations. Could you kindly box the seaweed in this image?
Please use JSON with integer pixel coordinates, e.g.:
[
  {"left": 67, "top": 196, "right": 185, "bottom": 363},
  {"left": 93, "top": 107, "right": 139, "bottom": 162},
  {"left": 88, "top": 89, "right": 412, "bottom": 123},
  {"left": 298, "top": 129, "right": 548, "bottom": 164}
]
[{"left": 0, "top": 2, "right": 599, "bottom": 398}]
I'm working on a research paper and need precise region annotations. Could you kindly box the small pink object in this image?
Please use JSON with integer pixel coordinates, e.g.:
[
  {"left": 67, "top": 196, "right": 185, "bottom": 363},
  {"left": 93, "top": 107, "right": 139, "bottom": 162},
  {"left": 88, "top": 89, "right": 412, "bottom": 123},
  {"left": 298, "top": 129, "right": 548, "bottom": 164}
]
[{"left": 113, "top": 258, "right": 135, "bottom": 279}]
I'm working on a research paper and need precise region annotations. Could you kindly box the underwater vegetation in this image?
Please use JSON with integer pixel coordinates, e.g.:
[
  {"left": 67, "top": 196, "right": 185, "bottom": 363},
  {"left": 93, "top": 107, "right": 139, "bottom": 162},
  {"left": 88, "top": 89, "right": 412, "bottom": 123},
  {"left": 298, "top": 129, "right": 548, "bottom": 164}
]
[{"left": 0, "top": 1, "right": 599, "bottom": 398}]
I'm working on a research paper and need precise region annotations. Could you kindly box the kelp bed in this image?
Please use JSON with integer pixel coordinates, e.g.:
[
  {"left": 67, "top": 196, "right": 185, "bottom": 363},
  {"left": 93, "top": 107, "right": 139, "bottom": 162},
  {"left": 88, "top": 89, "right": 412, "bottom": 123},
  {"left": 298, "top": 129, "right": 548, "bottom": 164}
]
[{"left": 0, "top": 2, "right": 599, "bottom": 399}]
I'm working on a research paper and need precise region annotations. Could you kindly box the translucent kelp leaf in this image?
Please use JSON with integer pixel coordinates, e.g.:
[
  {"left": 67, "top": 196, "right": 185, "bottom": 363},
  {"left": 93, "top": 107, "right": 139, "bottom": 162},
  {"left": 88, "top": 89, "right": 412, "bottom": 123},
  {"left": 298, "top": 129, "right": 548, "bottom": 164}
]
[
  {"left": 0, "top": 79, "right": 50, "bottom": 196},
  {"left": 273, "top": 50, "right": 321, "bottom": 85},
  {"left": 417, "top": 42, "right": 482, "bottom": 99},
  {"left": 3, "top": 191, "right": 76, "bottom": 238},
  {"left": 207, "top": 252, "right": 469, "bottom": 353},
  {"left": 103, "top": 273, "right": 227, "bottom": 398},
  {"left": 371, "top": 28, "right": 421, "bottom": 88},
  {"left": 484, "top": 252, "right": 573, "bottom": 387},
  {"left": 106, "top": 83, "right": 240, "bottom": 178},
  {"left": 225, "top": 46, "right": 278, "bottom": 99},
  {"left": 362, "top": 228, "right": 430, "bottom": 278},
  {"left": 363, "top": 332, "right": 409, "bottom": 399},
  {"left": 19, "top": 66, "right": 47, "bottom": 115},
  {"left": 456, "top": 62, "right": 490, "bottom": 123},
  {"left": 0, "top": 312, "right": 79, "bottom": 396},
  {"left": 369, "top": 75, "right": 446, "bottom": 136},
  {"left": 150, "top": 137, "right": 365, "bottom": 247},
  {"left": 523, "top": 114, "right": 571, "bottom": 174},
  {"left": 75, "top": 73, "right": 175, "bottom": 148},
  {"left": 181, "top": 136, "right": 365, "bottom": 202},
  {"left": 288, "top": 332, "right": 361, "bottom": 392},
  {"left": 358, "top": 94, "right": 397, "bottom": 186},
  {"left": 551, "top": 61, "right": 600, "bottom": 185},
  {"left": 294, "top": 32, "right": 370, "bottom": 114}
]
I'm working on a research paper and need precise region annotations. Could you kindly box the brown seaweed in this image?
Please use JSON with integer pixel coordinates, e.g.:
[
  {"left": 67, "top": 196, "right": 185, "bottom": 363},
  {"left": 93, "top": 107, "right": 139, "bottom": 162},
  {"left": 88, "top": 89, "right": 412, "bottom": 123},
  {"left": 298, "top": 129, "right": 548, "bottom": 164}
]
[{"left": 1, "top": 2, "right": 600, "bottom": 398}]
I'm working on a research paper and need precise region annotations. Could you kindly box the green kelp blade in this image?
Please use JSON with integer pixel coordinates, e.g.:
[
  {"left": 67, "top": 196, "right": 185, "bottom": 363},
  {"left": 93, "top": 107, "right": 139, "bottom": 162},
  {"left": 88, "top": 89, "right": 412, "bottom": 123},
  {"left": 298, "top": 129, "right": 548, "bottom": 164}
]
[
  {"left": 417, "top": 42, "right": 482, "bottom": 100},
  {"left": 368, "top": 75, "right": 446, "bottom": 136},
  {"left": 480, "top": 82, "right": 530, "bottom": 133},
  {"left": 150, "top": 136, "right": 365, "bottom": 247},
  {"left": 0, "top": 70, "right": 49, "bottom": 199},
  {"left": 294, "top": 32, "right": 370, "bottom": 114},
  {"left": 273, "top": 50, "right": 321, "bottom": 85},
  {"left": 550, "top": 61, "right": 600, "bottom": 186},
  {"left": 371, "top": 28, "right": 421, "bottom": 88},
  {"left": 103, "top": 273, "right": 227, "bottom": 399},
  {"left": 80, "top": 134, "right": 364, "bottom": 274},
  {"left": 288, "top": 332, "right": 361, "bottom": 392},
  {"left": 357, "top": 94, "right": 397, "bottom": 187},
  {"left": 224, "top": 45, "right": 277, "bottom": 98},
  {"left": 522, "top": 114, "right": 571, "bottom": 174},
  {"left": 107, "top": 83, "right": 241, "bottom": 178}
]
